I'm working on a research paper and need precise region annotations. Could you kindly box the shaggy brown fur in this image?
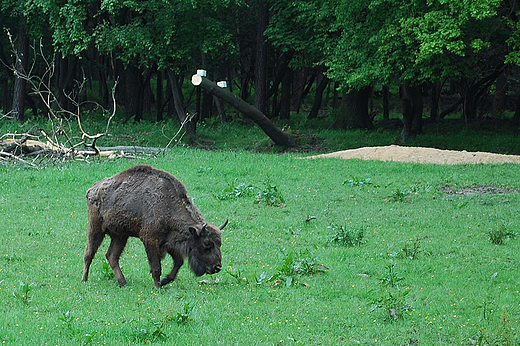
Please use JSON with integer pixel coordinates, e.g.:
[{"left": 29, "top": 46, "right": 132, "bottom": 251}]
[{"left": 81, "top": 165, "right": 227, "bottom": 288}]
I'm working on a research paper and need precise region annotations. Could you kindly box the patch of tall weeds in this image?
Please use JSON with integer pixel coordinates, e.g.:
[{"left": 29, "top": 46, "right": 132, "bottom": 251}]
[
  {"left": 370, "top": 262, "right": 412, "bottom": 321},
  {"left": 327, "top": 224, "right": 365, "bottom": 247}
]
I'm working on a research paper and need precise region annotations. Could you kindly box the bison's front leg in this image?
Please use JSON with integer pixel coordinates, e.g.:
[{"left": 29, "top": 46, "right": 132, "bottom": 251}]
[
  {"left": 142, "top": 241, "right": 163, "bottom": 288},
  {"left": 160, "top": 253, "right": 184, "bottom": 287}
]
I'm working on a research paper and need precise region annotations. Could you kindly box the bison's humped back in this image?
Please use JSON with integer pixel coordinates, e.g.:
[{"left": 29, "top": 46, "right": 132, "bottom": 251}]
[{"left": 88, "top": 165, "right": 204, "bottom": 233}]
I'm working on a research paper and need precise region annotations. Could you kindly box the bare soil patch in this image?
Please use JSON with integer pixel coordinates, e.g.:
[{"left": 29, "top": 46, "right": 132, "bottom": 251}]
[
  {"left": 438, "top": 185, "right": 518, "bottom": 196},
  {"left": 306, "top": 145, "right": 520, "bottom": 165}
]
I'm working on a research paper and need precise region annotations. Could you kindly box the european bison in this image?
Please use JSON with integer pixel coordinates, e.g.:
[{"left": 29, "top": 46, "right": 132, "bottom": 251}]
[{"left": 81, "top": 165, "right": 227, "bottom": 288}]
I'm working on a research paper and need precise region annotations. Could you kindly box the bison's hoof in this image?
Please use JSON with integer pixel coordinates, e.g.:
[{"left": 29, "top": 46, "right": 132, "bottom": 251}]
[{"left": 160, "top": 277, "right": 172, "bottom": 286}]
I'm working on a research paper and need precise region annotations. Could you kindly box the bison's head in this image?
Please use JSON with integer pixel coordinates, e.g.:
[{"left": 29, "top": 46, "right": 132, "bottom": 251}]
[{"left": 188, "top": 220, "right": 227, "bottom": 276}]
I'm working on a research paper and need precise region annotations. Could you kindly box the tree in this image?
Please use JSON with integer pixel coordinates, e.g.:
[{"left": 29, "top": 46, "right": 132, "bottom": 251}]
[
  {"left": 45, "top": 0, "right": 243, "bottom": 126},
  {"left": 254, "top": 0, "right": 269, "bottom": 115},
  {"left": 327, "top": 0, "right": 514, "bottom": 139},
  {"left": 333, "top": 87, "right": 374, "bottom": 130},
  {"left": 1, "top": 0, "right": 49, "bottom": 120},
  {"left": 12, "top": 22, "right": 29, "bottom": 121},
  {"left": 266, "top": 0, "right": 337, "bottom": 119}
]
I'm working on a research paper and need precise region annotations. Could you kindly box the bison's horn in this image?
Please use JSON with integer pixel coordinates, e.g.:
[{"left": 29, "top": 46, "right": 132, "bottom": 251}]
[{"left": 219, "top": 219, "right": 229, "bottom": 230}]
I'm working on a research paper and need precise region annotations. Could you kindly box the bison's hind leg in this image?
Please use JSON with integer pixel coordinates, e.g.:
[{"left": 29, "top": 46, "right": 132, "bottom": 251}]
[
  {"left": 82, "top": 222, "right": 105, "bottom": 282},
  {"left": 106, "top": 236, "right": 130, "bottom": 286}
]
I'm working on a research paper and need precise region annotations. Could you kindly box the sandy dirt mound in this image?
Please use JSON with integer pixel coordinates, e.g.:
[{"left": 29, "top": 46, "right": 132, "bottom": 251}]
[{"left": 306, "top": 145, "right": 520, "bottom": 165}]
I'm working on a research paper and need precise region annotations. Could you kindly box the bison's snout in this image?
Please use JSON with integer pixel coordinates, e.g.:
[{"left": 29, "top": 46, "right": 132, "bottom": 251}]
[{"left": 207, "top": 264, "right": 222, "bottom": 275}]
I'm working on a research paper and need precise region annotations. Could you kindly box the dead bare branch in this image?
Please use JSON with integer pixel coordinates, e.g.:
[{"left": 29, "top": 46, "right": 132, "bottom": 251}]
[
  {"left": 164, "top": 112, "right": 194, "bottom": 150},
  {"left": 1, "top": 39, "right": 189, "bottom": 166},
  {"left": 0, "top": 150, "right": 38, "bottom": 167}
]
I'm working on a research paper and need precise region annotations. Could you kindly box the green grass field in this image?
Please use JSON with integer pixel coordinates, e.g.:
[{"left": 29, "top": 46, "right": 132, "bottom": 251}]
[{"left": 1, "top": 147, "right": 519, "bottom": 345}]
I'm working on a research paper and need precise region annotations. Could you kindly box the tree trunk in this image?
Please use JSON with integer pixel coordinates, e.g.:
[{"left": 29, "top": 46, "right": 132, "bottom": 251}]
[
  {"left": 382, "top": 85, "right": 390, "bottom": 121},
  {"left": 214, "top": 95, "right": 226, "bottom": 123},
  {"left": 266, "top": 51, "right": 293, "bottom": 119},
  {"left": 458, "top": 68, "right": 503, "bottom": 120},
  {"left": 123, "top": 65, "right": 143, "bottom": 122},
  {"left": 455, "top": 78, "right": 474, "bottom": 120},
  {"left": 400, "top": 83, "right": 423, "bottom": 143},
  {"left": 279, "top": 67, "right": 292, "bottom": 119},
  {"left": 430, "top": 81, "right": 442, "bottom": 121},
  {"left": 333, "top": 87, "right": 374, "bottom": 130},
  {"left": 192, "top": 74, "right": 296, "bottom": 147},
  {"left": 167, "top": 70, "right": 195, "bottom": 135},
  {"left": 493, "top": 71, "right": 507, "bottom": 117},
  {"left": 254, "top": 0, "right": 269, "bottom": 115},
  {"left": 156, "top": 70, "right": 164, "bottom": 121},
  {"left": 12, "top": 22, "right": 29, "bottom": 121},
  {"left": 266, "top": 51, "right": 293, "bottom": 100},
  {"left": 308, "top": 72, "right": 329, "bottom": 119},
  {"left": 292, "top": 68, "right": 307, "bottom": 113},
  {"left": 56, "top": 54, "right": 79, "bottom": 116},
  {"left": 201, "top": 89, "right": 213, "bottom": 120},
  {"left": 333, "top": 82, "right": 340, "bottom": 110},
  {"left": 514, "top": 91, "right": 520, "bottom": 125},
  {"left": 142, "top": 75, "right": 154, "bottom": 116},
  {"left": 0, "top": 38, "right": 11, "bottom": 113}
]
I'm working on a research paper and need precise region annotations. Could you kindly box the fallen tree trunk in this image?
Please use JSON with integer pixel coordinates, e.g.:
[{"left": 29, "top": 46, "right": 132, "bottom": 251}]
[
  {"left": 0, "top": 136, "right": 166, "bottom": 164},
  {"left": 191, "top": 74, "right": 296, "bottom": 147},
  {"left": 97, "top": 146, "right": 168, "bottom": 154}
]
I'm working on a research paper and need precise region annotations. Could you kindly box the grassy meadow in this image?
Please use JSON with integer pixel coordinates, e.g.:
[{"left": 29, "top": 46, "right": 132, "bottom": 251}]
[{"left": 1, "top": 146, "right": 519, "bottom": 345}]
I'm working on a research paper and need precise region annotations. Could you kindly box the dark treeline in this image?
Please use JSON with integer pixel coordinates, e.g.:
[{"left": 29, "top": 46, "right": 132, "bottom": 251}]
[{"left": 2, "top": 0, "right": 520, "bottom": 145}]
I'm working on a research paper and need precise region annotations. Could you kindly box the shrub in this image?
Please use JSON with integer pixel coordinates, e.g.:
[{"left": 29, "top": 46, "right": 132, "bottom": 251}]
[
  {"left": 328, "top": 224, "right": 365, "bottom": 247},
  {"left": 255, "top": 180, "right": 286, "bottom": 207}
]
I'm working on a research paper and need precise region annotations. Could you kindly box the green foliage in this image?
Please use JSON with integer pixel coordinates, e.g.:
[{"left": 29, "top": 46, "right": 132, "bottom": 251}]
[
  {"left": 215, "top": 178, "right": 285, "bottom": 206},
  {"left": 173, "top": 300, "right": 195, "bottom": 325},
  {"left": 378, "top": 262, "right": 403, "bottom": 289},
  {"left": 327, "top": 0, "right": 513, "bottom": 89},
  {"left": 271, "top": 250, "right": 327, "bottom": 287},
  {"left": 45, "top": 0, "right": 243, "bottom": 67},
  {"left": 386, "top": 184, "right": 431, "bottom": 202},
  {"left": 371, "top": 262, "right": 411, "bottom": 321},
  {"left": 266, "top": 0, "right": 335, "bottom": 60},
  {"left": 225, "top": 266, "right": 248, "bottom": 284},
  {"left": 12, "top": 281, "right": 32, "bottom": 304},
  {"left": 343, "top": 175, "right": 372, "bottom": 187},
  {"left": 226, "top": 266, "right": 271, "bottom": 286},
  {"left": 254, "top": 180, "right": 286, "bottom": 207},
  {"left": 327, "top": 224, "right": 365, "bottom": 247},
  {"left": 133, "top": 301, "right": 195, "bottom": 342},
  {"left": 400, "top": 236, "right": 422, "bottom": 260},
  {"left": 476, "top": 303, "right": 520, "bottom": 346},
  {"left": 214, "top": 179, "right": 255, "bottom": 200},
  {"left": 488, "top": 221, "right": 517, "bottom": 245},
  {"left": 100, "top": 260, "right": 115, "bottom": 280},
  {"left": 389, "top": 187, "right": 409, "bottom": 202},
  {"left": 58, "top": 311, "right": 97, "bottom": 345}
]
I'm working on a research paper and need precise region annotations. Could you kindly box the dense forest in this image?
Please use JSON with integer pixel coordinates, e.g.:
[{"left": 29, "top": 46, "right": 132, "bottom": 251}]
[{"left": 2, "top": 0, "right": 520, "bottom": 146}]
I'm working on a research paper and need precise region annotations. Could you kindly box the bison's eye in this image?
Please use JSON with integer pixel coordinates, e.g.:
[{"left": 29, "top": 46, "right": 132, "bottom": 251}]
[{"left": 203, "top": 241, "right": 212, "bottom": 250}]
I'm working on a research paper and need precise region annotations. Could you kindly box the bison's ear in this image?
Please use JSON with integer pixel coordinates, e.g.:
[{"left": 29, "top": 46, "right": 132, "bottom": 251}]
[
  {"left": 189, "top": 224, "right": 208, "bottom": 238},
  {"left": 189, "top": 226, "right": 199, "bottom": 238}
]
